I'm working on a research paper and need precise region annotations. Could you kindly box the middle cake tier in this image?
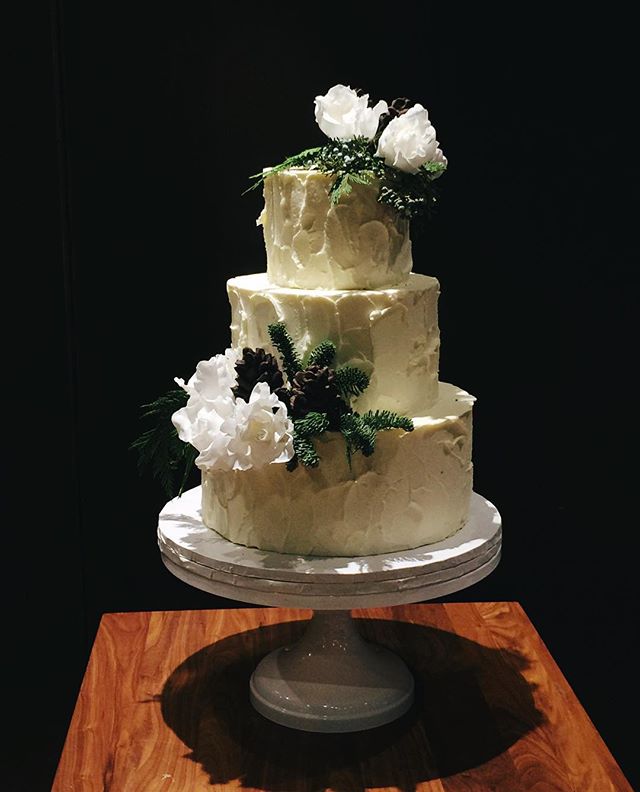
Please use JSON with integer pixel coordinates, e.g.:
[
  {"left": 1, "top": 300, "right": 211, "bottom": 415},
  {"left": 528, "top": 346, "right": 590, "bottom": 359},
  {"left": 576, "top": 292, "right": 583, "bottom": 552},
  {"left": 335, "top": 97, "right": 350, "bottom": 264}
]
[{"left": 228, "top": 272, "right": 441, "bottom": 415}]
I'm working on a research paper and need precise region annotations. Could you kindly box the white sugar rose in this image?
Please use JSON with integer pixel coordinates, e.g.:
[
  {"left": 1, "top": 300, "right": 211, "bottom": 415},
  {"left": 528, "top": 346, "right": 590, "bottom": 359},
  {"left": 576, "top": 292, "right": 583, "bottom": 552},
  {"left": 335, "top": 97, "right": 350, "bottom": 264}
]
[
  {"left": 174, "top": 348, "right": 239, "bottom": 403},
  {"left": 222, "top": 383, "right": 294, "bottom": 471},
  {"left": 171, "top": 352, "right": 294, "bottom": 473},
  {"left": 376, "top": 104, "right": 441, "bottom": 174},
  {"left": 314, "top": 84, "right": 387, "bottom": 141}
]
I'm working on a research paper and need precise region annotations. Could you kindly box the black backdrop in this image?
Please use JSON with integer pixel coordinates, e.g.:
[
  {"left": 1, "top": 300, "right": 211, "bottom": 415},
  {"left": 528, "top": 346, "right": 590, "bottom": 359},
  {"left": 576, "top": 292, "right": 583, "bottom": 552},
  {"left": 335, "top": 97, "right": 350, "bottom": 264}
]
[{"left": 5, "top": 4, "right": 639, "bottom": 790}]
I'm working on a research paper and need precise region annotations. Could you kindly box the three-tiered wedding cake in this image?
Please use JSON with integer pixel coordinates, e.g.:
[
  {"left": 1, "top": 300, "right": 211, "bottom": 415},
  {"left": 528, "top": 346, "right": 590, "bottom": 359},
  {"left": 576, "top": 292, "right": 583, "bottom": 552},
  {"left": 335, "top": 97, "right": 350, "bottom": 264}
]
[{"left": 170, "top": 85, "right": 475, "bottom": 557}]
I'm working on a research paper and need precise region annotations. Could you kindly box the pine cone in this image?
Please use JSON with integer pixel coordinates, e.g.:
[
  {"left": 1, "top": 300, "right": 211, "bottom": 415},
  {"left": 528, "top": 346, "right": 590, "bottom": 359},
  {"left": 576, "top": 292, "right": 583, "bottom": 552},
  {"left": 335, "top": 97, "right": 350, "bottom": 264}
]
[
  {"left": 376, "top": 96, "right": 416, "bottom": 137},
  {"left": 289, "top": 365, "right": 345, "bottom": 426},
  {"left": 232, "top": 347, "right": 288, "bottom": 405}
]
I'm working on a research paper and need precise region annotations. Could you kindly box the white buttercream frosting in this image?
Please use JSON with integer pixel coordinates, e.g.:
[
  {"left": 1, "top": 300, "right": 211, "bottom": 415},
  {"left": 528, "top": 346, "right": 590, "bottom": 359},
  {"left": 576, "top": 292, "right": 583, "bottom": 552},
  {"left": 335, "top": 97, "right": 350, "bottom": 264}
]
[
  {"left": 201, "top": 382, "right": 475, "bottom": 556},
  {"left": 261, "top": 169, "right": 412, "bottom": 289},
  {"left": 228, "top": 272, "right": 440, "bottom": 415}
]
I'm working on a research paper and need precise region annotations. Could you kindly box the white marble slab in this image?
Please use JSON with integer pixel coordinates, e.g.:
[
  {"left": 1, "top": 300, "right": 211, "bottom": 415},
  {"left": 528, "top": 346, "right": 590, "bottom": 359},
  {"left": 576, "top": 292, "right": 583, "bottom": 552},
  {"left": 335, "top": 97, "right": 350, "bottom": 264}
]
[{"left": 158, "top": 487, "right": 502, "bottom": 584}]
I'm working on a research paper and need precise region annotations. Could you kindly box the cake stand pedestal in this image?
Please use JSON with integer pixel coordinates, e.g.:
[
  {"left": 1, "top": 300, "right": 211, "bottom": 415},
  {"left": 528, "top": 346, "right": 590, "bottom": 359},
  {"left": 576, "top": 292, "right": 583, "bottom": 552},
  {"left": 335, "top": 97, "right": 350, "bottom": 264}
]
[{"left": 158, "top": 486, "right": 501, "bottom": 733}]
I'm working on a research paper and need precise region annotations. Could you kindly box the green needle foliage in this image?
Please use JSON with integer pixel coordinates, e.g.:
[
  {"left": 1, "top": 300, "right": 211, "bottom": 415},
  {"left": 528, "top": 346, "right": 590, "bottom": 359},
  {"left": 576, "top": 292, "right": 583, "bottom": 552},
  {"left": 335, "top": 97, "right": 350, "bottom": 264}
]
[
  {"left": 360, "top": 410, "right": 414, "bottom": 433},
  {"left": 268, "top": 322, "right": 302, "bottom": 381},
  {"left": 305, "top": 339, "right": 337, "bottom": 368},
  {"left": 286, "top": 412, "right": 330, "bottom": 471},
  {"left": 340, "top": 413, "right": 377, "bottom": 460},
  {"left": 130, "top": 388, "right": 198, "bottom": 498},
  {"left": 294, "top": 411, "right": 331, "bottom": 438},
  {"left": 245, "top": 137, "right": 446, "bottom": 226},
  {"left": 340, "top": 409, "right": 414, "bottom": 467},
  {"left": 334, "top": 366, "right": 370, "bottom": 399},
  {"left": 287, "top": 434, "right": 320, "bottom": 471}
]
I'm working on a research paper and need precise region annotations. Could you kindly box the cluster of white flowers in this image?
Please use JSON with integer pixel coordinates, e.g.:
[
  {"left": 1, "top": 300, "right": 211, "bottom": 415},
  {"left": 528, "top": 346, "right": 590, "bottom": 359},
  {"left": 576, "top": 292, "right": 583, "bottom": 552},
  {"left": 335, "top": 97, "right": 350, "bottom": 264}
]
[
  {"left": 171, "top": 350, "right": 294, "bottom": 473},
  {"left": 314, "top": 84, "right": 446, "bottom": 175}
]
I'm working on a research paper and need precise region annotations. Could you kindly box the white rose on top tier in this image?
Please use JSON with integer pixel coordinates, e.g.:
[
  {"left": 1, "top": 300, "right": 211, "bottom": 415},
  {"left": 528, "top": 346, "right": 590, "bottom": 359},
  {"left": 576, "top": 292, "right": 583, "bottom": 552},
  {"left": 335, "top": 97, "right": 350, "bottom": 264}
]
[
  {"left": 314, "top": 84, "right": 388, "bottom": 141},
  {"left": 172, "top": 352, "right": 294, "bottom": 472},
  {"left": 376, "top": 104, "right": 446, "bottom": 174}
]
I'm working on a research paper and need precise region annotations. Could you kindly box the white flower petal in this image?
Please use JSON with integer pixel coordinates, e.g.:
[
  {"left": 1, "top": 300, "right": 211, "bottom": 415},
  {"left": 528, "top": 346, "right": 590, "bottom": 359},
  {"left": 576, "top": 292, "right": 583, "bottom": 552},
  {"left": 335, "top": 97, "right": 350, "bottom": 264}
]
[{"left": 376, "top": 104, "right": 441, "bottom": 173}]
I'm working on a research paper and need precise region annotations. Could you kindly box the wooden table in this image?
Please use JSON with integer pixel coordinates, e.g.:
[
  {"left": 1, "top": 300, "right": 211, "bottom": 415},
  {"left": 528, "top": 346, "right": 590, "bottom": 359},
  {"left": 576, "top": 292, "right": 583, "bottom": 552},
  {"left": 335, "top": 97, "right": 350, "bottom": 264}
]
[{"left": 53, "top": 603, "right": 632, "bottom": 791}]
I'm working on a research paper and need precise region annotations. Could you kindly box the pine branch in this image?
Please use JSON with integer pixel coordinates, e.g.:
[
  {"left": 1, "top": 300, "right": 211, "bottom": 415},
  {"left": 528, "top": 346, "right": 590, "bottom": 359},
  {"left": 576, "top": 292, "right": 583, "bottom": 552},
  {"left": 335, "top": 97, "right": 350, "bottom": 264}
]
[
  {"left": 294, "top": 411, "right": 330, "bottom": 438},
  {"left": 305, "top": 339, "right": 336, "bottom": 368},
  {"left": 268, "top": 322, "right": 302, "bottom": 381},
  {"left": 130, "top": 388, "right": 197, "bottom": 499},
  {"left": 334, "top": 366, "right": 370, "bottom": 400},
  {"left": 339, "top": 413, "right": 376, "bottom": 465},
  {"left": 360, "top": 410, "right": 414, "bottom": 432},
  {"left": 293, "top": 434, "right": 320, "bottom": 468}
]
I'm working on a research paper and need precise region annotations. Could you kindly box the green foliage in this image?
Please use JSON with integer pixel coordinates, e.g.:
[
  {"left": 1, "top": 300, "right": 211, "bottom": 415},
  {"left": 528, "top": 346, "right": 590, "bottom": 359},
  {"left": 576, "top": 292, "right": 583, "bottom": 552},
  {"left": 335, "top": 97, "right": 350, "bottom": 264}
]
[
  {"left": 291, "top": 434, "right": 320, "bottom": 469},
  {"left": 305, "top": 339, "right": 336, "bottom": 368},
  {"left": 334, "top": 366, "right": 370, "bottom": 400},
  {"left": 377, "top": 166, "right": 440, "bottom": 221},
  {"left": 244, "top": 147, "right": 323, "bottom": 193},
  {"left": 330, "top": 170, "right": 375, "bottom": 205},
  {"left": 244, "top": 137, "right": 446, "bottom": 225},
  {"left": 294, "top": 411, "right": 330, "bottom": 438},
  {"left": 286, "top": 411, "right": 329, "bottom": 471},
  {"left": 130, "top": 388, "right": 197, "bottom": 498},
  {"left": 268, "top": 322, "right": 302, "bottom": 381},
  {"left": 360, "top": 410, "right": 414, "bottom": 433},
  {"left": 339, "top": 409, "right": 414, "bottom": 467},
  {"left": 340, "top": 413, "right": 377, "bottom": 463}
]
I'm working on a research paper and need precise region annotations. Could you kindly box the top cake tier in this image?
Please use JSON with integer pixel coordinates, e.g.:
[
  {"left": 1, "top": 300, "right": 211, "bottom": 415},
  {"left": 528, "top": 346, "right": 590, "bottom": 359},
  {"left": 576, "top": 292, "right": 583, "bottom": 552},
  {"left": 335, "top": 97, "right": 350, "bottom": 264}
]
[{"left": 261, "top": 169, "right": 412, "bottom": 290}]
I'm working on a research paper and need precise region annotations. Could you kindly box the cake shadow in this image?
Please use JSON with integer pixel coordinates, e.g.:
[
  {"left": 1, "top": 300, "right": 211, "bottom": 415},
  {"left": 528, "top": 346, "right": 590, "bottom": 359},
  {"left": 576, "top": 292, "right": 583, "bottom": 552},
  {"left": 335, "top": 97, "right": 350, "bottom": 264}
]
[{"left": 161, "top": 617, "right": 544, "bottom": 791}]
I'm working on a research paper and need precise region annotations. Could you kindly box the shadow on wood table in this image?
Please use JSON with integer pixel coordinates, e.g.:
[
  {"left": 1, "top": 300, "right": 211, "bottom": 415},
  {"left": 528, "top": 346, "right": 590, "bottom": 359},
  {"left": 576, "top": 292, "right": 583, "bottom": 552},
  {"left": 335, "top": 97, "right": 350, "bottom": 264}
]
[{"left": 160, "top": 617, "right": 543, "bottom": 791}]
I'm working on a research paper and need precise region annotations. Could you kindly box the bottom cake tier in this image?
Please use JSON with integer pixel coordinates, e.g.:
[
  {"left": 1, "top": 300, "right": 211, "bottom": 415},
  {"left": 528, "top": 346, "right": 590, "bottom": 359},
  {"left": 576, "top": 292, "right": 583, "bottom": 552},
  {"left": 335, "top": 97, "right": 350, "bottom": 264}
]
[{"left": 201, "top": 382, "right": 475, "bottom": 556}]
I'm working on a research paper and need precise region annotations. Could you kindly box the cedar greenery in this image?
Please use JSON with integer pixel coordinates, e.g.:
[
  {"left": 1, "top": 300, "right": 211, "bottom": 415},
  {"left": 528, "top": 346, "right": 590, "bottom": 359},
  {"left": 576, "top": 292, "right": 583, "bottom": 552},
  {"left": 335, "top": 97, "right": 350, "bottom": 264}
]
[
  {"left": 246, "top": 137, "right": 446, "bottom": 224},
  {"left": 130, "top": 388, "right": 197, "bottom": 498}
]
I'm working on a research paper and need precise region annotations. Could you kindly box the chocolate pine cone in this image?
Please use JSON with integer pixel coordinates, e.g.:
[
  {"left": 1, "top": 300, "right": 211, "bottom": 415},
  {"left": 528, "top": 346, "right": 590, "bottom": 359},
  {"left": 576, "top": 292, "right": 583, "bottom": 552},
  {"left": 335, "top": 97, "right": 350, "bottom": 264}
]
[
  {"left": 233, "top": 347, "right": 288, "bottom": 405},
  {"left": 289, "top": 365, "right": 346, "bottom": 427}
]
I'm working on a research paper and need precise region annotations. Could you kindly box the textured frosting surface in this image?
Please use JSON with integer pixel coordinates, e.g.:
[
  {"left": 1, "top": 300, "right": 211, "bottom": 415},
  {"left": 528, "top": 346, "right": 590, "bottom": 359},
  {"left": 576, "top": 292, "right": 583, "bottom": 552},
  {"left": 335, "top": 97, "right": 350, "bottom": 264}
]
[
  {"left": 261, "top": 169, "right": 412, "bottom": 289},
  {"left": 201, "top": 383, "right": 474, "bottom": 556},
  {"left": 228, "top": 272, "right": 440, "bottom": 414}
]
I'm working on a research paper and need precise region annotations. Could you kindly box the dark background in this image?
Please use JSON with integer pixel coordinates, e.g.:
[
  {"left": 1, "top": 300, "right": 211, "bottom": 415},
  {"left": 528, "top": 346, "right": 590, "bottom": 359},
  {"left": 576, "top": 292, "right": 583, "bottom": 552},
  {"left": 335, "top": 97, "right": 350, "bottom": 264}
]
[{"left": 5, "top": 4, "right": 638, "bottom": 790}]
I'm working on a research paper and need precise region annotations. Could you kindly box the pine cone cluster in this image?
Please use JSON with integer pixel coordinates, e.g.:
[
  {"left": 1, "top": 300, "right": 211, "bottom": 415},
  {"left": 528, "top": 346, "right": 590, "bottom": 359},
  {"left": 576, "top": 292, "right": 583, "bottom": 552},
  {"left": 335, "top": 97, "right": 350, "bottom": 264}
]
[
  {"left": 289, "top": 365, "right": 346, "bottom": 427},
  {"left": 376, "top": 96, "right": 416, "bottom": 137},
  {"left": 232, "top": 347, "right": 288, "bottom": 404}
]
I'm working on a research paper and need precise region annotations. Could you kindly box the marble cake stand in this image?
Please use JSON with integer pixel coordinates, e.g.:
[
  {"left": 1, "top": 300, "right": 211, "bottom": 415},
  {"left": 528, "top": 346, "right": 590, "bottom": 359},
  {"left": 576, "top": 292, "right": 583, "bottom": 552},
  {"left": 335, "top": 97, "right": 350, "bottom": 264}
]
[{"left": 157, "top": 486, "right": 502, "bottom": 733}]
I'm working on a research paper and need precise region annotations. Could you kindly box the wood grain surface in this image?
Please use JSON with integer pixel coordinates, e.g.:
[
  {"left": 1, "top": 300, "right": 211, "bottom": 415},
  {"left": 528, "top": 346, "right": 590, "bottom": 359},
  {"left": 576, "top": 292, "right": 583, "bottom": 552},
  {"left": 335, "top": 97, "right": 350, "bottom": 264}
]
[{"left": 52, "top": 603, "right": 632, "bottom": 791}]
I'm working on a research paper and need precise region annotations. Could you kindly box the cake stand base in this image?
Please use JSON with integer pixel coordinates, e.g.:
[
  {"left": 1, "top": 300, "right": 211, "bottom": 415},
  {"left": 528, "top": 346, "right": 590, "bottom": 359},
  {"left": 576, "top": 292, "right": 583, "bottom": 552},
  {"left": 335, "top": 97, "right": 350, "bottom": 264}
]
[
  {"left": 158, "top": 487, "right": 501, "bottom": 732},
  {"left": 249, "top": 610, "right": 414, "bottom": 732}
]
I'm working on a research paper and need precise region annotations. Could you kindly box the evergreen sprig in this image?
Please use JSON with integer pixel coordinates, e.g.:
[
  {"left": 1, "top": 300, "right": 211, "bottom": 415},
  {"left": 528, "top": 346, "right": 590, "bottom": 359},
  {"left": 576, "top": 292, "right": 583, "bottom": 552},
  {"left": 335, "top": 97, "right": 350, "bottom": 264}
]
[
  {"left": 244, "top": 147, "right": 323, "bottom": 194},
  {"left": 305, "top": 339, "right": 336, "bottom": 368},
  {"left": 268, "top": 322, "right": 302, "bottom": 381},
  {"left": 294, "top": 411, "right": 330, "bottom": 438},
  {"left": 360, "top": 410, "right": 414, "bottom": 433},
  {"left": 340, "top": 413, "right": 377, "bottom": 461},
  {"left": 334, "top": 366, "right": 370, "bottom": 400},
  {"left": 340, "top": 409, "right": 414, "bottom": 467},
  {"left": 245, "top": 137, "right": 445, "bottom": 225},
  {"left": 288, "top": 434, "right": 320, "bottom": 470},
  {"left": 130, "top": 388, "right": 197, "bottom": 498}
]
